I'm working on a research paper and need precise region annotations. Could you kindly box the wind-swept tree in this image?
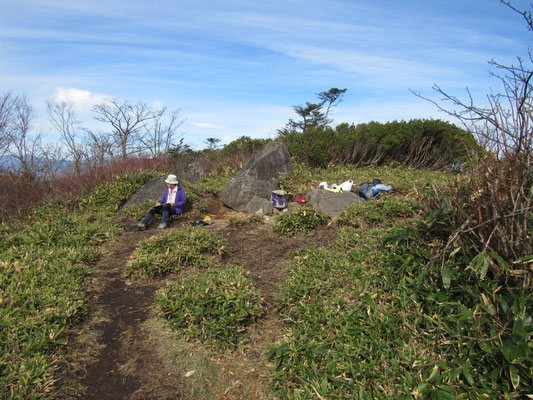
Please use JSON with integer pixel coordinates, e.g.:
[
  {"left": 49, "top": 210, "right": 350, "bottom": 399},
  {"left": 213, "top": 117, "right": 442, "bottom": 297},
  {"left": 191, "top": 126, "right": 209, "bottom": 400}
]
[
  {"left": 317, "top": 87, "right": 348, "bottom": 124},
  {"left": 205, "top": 137, "right": 221, "bottom": 150},
  {"left": 278, "top": 88, "right": 347, "bottom": 136}
]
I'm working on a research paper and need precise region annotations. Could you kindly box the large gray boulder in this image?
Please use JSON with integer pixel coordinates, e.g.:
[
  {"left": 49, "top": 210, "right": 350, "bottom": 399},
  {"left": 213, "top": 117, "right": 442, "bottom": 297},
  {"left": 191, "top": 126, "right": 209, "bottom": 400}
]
[
  {"left": 178, "top": 161, "right": 205, "bottom": 184},
  {"left": 306, "top": 189, "right": 363, "bottom": 217},
  {"left": 119, "top": 176, "right": 166, "bottom": 211},
  {"left": 220, "top": 142, "right": 294, "bottom": 212},
  {"left": 247, "top": 196, "right": 273, "bottom": 216}
]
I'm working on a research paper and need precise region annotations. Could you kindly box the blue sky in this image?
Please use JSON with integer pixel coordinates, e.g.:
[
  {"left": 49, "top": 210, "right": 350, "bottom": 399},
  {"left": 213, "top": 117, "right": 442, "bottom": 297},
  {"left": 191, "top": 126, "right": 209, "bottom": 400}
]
[{"left": 0, "top": 0, "right": 530, "bottom": 149}]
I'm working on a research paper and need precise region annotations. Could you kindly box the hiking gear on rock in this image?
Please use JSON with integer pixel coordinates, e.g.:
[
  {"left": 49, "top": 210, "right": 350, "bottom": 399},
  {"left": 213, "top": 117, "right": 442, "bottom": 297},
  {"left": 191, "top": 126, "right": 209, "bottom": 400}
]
[
  {"left": 338, "top": 179, "right": 354, "bottom": 192},
  {"left": 319, "top": 180, "right": 354, "bottom": 192},
  {"left": 271, "top": 190, "right": 287, "bottom": 209},
  {"left": 358, "top": 180, "right": 392, "bottom": 200}
]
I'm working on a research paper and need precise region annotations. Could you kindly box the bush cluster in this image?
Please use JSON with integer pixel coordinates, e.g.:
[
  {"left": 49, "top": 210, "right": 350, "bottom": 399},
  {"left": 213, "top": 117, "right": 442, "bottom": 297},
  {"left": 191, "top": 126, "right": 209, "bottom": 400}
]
[
  {"left": 190, "top": 163, "right": 238, "bottom": 196},
  {"left": 274, "top": 206, "right": 330, "bottom": 237},
  {"left": 423, "top": 154, "right": 532, "bottom": 285},
  {"left": 228, "top": 215, "right": 264, "bottom": 227},
  {"left": 337, "top": 197, "right": 420, "bottom": 227},
  {"left": 218, "top": 135, "right": 270, "bottom": 158},
  {"left": 269, "top": 215, "right": 532, "bottom": 398},
  {"left": 76, "top": 169, "right": 163, "bottom": 214},
  {"left": 126, "top": 227, "right": 226, "bottom": 278},
  {"left": 155, "top": 265, "right": 263, "bottom": 349},
  {"left": 380, "top": 221, "right": 532, "bottom": 398},
  {"left": 280, "top": 119, "right": 477, "bottom": 169}
]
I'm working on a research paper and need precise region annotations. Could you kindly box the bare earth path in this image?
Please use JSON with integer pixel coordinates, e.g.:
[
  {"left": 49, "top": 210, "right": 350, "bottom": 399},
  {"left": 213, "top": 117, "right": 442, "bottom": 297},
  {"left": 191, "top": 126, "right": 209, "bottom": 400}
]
[{"left": 55, "top": 207, "right": 338, "bottom": 400}]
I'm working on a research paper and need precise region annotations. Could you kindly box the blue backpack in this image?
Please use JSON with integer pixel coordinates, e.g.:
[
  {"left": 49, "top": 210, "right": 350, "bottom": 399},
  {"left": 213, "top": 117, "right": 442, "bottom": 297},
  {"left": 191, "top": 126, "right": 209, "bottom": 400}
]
[
  {"left": 358, "top": 179, "right": 384, "bottom": 200},
  {"left": 358, "top": 183, "right": 374, "bottom": 200}
]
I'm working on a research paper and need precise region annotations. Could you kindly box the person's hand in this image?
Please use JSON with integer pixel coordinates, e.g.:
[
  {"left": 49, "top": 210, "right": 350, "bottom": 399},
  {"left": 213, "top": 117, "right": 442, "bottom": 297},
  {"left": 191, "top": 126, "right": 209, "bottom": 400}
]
[
  {"left": 156, "top": 202, "right": 161, "bottom": 206},
  {"left": 170, "top": 202, "right": 175, "bottom": 207}
]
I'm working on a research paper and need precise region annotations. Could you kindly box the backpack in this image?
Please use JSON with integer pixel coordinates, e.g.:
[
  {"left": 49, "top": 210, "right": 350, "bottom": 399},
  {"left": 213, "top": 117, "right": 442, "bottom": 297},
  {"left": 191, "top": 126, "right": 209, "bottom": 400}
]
[
  {"left": 358, "top": 183, "right": 374, "bottom": 200},
  {"left": 271, "top": 190, "right": 287, "bottom": 209}
]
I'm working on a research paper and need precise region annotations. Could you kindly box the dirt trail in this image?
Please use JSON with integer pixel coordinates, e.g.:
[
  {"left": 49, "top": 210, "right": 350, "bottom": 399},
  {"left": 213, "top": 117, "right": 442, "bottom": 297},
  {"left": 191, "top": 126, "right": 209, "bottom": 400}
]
[{"left": 56, "top": 203, "right": 337, "bottom": 400}]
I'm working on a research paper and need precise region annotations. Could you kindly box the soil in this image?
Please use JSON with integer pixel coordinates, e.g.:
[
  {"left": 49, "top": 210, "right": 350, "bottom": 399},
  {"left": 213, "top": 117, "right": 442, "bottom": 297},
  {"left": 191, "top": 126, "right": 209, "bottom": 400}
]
[{"left": 55, "top": 199, "right": 338, "bottom": 400}]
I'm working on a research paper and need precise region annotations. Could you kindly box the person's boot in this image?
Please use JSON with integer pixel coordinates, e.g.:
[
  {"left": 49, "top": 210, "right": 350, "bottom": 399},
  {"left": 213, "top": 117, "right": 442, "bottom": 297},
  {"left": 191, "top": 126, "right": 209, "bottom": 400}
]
[
  {"left": 157, "top": 222, "right": 167, "bottom": 229},
  {"left": 136, "top": 222, "right": 147, "bottom": 230}
]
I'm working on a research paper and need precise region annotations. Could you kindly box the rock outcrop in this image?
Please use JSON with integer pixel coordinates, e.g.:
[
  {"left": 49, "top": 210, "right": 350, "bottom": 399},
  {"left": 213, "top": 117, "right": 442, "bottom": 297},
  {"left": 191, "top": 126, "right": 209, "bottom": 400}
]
[
  {"left": 247, "top": 196, "right": 274, "bottom": 216},
  {"left": 119, "top": 176, "right": 167, "bottom": 211},
  {"left": 220, "top": 142, "right": 294, "bottom": 212},
  {"left": 306, "top": 189, "right": 363, "bottom": 217},
  {"left": 178, "top": 161, "right": 205, "bottom": 184}
]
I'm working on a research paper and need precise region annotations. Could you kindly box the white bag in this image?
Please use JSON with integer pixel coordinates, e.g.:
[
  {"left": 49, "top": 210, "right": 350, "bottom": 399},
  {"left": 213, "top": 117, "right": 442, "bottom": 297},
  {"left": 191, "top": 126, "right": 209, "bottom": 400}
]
[{"left": 338, "top": 179, "right": 354, "bottom": 192}]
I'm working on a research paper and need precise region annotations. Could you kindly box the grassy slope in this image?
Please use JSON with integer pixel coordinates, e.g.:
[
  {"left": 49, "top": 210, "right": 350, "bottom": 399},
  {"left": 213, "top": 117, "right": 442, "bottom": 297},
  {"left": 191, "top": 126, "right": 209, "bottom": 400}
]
[
  {"left": 1, "top": 165, "right": 530, "bottom": 399},
  {"left": 270, "top": 165, "right": 532, "bottom": 399},
  {"left": 0, "top": 171, "right": 160, "bottom": 399}
]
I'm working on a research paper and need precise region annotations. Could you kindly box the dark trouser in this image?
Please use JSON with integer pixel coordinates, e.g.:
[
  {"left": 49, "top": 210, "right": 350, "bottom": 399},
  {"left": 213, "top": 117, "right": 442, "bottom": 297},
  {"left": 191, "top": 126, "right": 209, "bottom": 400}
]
[{"left": 141, "top": 204, "right": 178, "bottom": 225}]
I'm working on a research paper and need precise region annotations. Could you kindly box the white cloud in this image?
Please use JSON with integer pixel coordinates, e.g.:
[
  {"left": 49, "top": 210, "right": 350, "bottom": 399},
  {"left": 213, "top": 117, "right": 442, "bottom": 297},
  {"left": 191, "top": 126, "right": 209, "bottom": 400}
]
[
  {"left": 52, "top": 87, "right": 109, "bottom": 113},
  {"left": 188, "top": 121, "right": 227, "bottom": 129}
]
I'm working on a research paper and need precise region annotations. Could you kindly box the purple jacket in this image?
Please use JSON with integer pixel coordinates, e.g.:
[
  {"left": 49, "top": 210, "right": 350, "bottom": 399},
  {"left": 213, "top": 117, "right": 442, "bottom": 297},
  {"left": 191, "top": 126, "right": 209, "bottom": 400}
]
[{"left": 161, "top": 185, "right": 187, "bottom": 214}]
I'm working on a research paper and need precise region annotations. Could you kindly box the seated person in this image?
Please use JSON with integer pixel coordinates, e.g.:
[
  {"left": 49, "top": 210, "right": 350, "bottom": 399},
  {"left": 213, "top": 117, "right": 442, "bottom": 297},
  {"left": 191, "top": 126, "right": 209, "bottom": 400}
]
[{"left": 136, "top": 174, "right": 186, "bottom": 230}]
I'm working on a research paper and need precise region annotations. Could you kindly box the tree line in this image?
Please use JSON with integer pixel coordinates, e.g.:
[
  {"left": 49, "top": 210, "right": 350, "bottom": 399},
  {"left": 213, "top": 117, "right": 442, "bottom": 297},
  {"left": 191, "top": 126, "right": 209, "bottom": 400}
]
[
  {"left": 0, "top": 93, "right": 186, "bottom": 178},
  {"left": 277, "top": 88, "right": 478, "bottom": 169}
]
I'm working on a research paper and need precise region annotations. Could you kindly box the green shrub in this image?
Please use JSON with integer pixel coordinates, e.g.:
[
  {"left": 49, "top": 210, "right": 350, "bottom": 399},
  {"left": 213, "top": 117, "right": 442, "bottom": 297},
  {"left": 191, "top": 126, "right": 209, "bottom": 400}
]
[
  {"left": 219, "top": 135, "right": 270, "bottom": 157},
  {"left": 0, "top": 205, "right": 121, "bottom": 399},
  {"left": 155, "top": 265, "right": 263, "bottom": 349},
  {"left": 274, "top": 207, "right": 330, "bottom": 237},
  {"left": 228, "top": 215, "right": 264, "bottom": 227},
  {"left": 283, "top": 126, "right": 339, "bottom": 168},
  {"left": 76, "top": 170, "right": 162, "bottom": 213},
  {"left": 379, "top": 223, "right": 533, "bottom": 399},
  {"left": 279, "top": 119, "right": 477, "bottom": 169},
  {"left": 126, "top": 227, "right": 226, "bottom": 278},
  {"left": 181, "top": 190, "right": 209, "bottom": 221},
  {"left": 337, "top": 198, "right": 420, "bottom": 227},
  {"left": 191, "top": 163, "right": 237, "bottom": 196},
  {"left": 119, "top": 201, "right": 155, "bottom": 221},
  {"left": 268, "top": 233, "right": 422, "bottom": 399},
  {"left": 269, "top": 200, "right": 532, "bottom": 399}
]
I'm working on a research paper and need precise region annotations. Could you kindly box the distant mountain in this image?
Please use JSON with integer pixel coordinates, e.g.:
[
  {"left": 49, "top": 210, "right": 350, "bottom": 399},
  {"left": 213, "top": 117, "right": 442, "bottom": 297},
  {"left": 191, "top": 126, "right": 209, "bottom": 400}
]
[{"left": 0, "top": 156, "right": 74, "bottom": 174}]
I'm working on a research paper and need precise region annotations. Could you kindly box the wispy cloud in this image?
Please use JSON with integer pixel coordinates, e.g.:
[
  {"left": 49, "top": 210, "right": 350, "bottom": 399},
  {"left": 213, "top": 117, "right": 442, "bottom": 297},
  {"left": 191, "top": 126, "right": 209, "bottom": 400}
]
[
  {"left": 0, "top": 0, "right": 529, "bottom": 149},
  {"left": 188, "top": 122, "right": 227, "bottom": 130}
]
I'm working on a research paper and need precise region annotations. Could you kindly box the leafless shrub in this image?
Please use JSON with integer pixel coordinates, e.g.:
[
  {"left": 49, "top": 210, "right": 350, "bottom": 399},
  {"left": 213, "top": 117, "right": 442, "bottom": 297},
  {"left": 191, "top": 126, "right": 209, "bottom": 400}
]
[{"left": 419, "top": 1, "right": 532, "bottom": 287}]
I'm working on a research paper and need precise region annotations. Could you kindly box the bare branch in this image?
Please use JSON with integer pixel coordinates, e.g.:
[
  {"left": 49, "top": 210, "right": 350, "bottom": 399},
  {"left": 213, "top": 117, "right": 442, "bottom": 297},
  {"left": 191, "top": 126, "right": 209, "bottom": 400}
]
[{"left": 92, "top": 99, "right": 165, "bottom": 159}]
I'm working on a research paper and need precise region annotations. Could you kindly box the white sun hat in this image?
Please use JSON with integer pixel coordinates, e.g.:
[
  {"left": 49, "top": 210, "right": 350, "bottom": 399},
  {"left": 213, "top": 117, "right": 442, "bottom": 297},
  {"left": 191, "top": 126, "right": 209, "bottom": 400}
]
[{"left": 164, "top": 174, "right": 179, "bottom": 185}]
